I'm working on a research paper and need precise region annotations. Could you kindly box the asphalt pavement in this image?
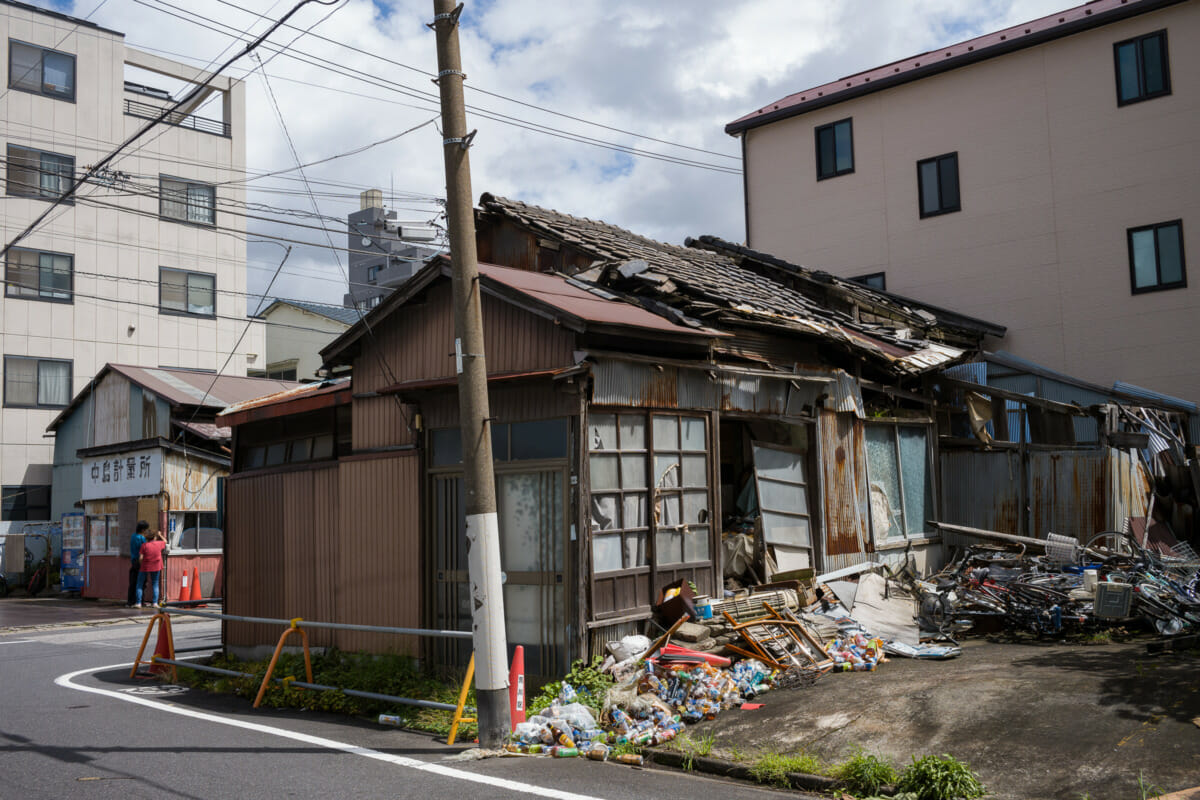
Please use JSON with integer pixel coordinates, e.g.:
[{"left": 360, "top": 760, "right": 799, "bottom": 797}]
[{"left": 0, "top": 596, "right": 808, "bottom": 800}]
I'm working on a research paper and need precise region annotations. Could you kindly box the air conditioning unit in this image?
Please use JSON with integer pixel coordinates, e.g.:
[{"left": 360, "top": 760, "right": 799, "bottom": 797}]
[{"left": 1094, "top": 582, "right": 1132, "bottom": 618}]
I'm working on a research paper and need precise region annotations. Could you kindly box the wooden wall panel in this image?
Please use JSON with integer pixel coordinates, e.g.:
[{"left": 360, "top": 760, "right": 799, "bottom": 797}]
[{"left": 94, "top": 373, "right": 131, "bottom": 446}]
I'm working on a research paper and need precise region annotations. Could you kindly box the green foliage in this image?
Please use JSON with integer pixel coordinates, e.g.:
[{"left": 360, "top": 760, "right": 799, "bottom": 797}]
[
  {"left": 833, "top": 749, "right": 899, "bottom": 796},
  {"left": 749, "top": 752, "right": 824, "bottom": 788},
  {"left": 607, "top": 740, "right": 641, "bottom": 759},
  {"left": 896, "top": 754, "right": 986, "bottom": 800},
  {"left": 174, "top": 649, "right": 474, "bottom": 738},
  {"left": 527, "top": 655, "right": 614, "bottom": 717},
  {"left": 1137, "top": 771, "right": 1165, "bottom": 800},
  {"left": 673, "top": 731, "right": 716, "bottom": 770}
]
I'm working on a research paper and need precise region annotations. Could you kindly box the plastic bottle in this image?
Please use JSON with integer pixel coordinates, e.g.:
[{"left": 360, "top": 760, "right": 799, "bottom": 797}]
[
  {"left": 550, "top": 746, "right": 580, "bottom": 758},
  {"left": 613, "top": 753, "right": 644, "bottom": 766}
]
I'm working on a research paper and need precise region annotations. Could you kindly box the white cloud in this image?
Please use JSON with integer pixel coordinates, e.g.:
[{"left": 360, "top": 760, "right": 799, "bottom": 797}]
[{"left": 51, "top": 0, "right": 1069, "bottom": 309}]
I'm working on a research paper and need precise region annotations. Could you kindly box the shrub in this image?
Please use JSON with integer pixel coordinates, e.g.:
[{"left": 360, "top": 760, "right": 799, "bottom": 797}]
[
  {"left": 896, "top": 754, "right": 986, "bottom": 800},
  {"left": 834, "top": 750, "right": 899, "bottom": 796}
]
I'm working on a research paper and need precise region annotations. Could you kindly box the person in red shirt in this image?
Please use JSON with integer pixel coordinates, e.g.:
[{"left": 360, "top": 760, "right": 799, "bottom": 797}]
[{"left": 135, "top": 531, "right": 169, "bottom": 607}]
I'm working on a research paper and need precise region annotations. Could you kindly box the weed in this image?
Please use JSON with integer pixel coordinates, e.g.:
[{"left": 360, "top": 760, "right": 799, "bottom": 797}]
[
  {"left": 607, "top": 740, "right": 640, "bottom": 759},
  {"left": 749, "top": 752, "right": 824, "bottom": 788},
  {"left": 1137, "top": 771, "right": 1165, "bottom": 800},
  {"left": 675, "top": 731, "right": 716, "bottom": 771},
  {"left": 832, "top": 749, "right": 899, "bottom": 796},
  {"left": 896, "top": 754, "right": 986, "bottom": 800},
  {"left": 527, "top": 656, "right": 613, "bottom": 718}
]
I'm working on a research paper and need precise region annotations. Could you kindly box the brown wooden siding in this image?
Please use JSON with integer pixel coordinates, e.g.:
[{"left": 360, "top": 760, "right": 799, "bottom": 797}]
[
  {"left": 423, "top": 381, "right": 580, "bottom": 430},
  {"left": 94, "top": 373, "right": 131, "bottom": 446}
]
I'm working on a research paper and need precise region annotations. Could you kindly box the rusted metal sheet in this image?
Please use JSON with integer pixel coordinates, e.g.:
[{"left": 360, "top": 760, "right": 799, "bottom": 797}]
[
  {"left": 1028, "top": 450, "right": 1107, "bottom": 542},
  {"left": 938, "top": 450, "right": 1023, "bottom": 546},
  {"left": 1107, "top": 447, "right": 1151, "bottom": 530},
  {"left": 817, "top": 409, "right": 871, "bottom": 571},
  {"left": 163, "top": 450, "right": 224, "bottom": 510}
]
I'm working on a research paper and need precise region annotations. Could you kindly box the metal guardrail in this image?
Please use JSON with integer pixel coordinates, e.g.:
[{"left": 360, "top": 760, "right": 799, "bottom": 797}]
[{"left": 124, "top": 97, "right": 231, "bottom": 137}]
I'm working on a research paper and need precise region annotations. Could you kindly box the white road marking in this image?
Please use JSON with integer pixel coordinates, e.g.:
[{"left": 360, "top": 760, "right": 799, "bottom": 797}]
[
  {"left": 0, "top": 639, "right": 36, "bottom": 644},
  {"left": 57, "top": 663, "right": 604, "bottom": 800}
]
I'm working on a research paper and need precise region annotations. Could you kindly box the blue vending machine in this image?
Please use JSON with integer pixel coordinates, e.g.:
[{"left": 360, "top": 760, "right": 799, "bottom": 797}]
[{"left": 60, "top": 512, "right": 85, "bottom": 593}]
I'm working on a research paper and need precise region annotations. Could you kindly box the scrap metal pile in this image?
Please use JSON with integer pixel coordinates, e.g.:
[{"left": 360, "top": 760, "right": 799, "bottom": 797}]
[{"left": 922, "top": 531, "right": 1200, "bottom": 638}]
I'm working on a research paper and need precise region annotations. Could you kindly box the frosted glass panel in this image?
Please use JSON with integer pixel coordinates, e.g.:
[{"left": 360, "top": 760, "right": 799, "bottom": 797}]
[
  {"left": 652, "top": 416, "right": 678, "bottom": 450},
  {"left": 620, "top": 454, "right": 646, "bottom": 489},
  {"left": 898, "top": 427, "right": 931, "bottom": 536},
  {"left": 865, "top": 426, "right": 903, "bottom": 538},
  {"left": 590, "top": 494, "right": 618, "bottom": 531},
  {"left": 752, "top": 445, "right": 804, "bottom": 482},
  {"left": 759, "top": 478, "right": 807, "bottom": 514},
  {"left": 682, "top": 490, "right": 708, "bottom": 524},
  {"left": 625, "top": 532, "right": 647, "bottom": 567},
  {"left": 656, "top": 530, "right": 682, "bottom": 565},
  {"left": 681, "top": 417, "right": 705, "bottom": 451},
  {"left": 499, "top": 472, "right": 563, "bottom": 571},
  {"left": 619, "top": 415, "right": 645, "bottom": 448},
  {"left": 762, "top": 512, "right": 810, "bottom": 547},
  {"left": 589, "top": 454, "right": 618, "bottom": 491},
  {"left": 681, "top": 454, "right": 706, "bottom": 487},
  {"left": 684, "top": 526, "right": 709, "bottom": 562},
  {"left": 592, "top": 533, "right": 622, "bottom": 572},
  {"left": 657, "top": 494, "right": 680, "bottom": 526},
  {"left": 653, "top": 455, "right": 679, "bottom": 488},
  {"left": 623, "top": 493, "right": 647, "bottom": 528}
]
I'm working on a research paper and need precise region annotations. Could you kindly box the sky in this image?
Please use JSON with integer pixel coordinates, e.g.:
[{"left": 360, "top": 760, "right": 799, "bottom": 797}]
[{"left": 51, "top": 0, "right": 1074, "bottom": 310}]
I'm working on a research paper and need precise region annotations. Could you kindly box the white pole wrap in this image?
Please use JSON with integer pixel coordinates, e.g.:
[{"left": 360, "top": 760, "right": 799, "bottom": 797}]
[{"left": 466, "top": 511, "right": 509, "bottom": 691}]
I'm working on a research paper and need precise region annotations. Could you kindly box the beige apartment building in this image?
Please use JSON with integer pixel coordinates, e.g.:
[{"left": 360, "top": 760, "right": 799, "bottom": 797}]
[
  {"left": 1, "top": 1, "right": 263, "bottom": 527},
  {"left": 728, "top": 0, "right": 1199, "bottom": 407}
]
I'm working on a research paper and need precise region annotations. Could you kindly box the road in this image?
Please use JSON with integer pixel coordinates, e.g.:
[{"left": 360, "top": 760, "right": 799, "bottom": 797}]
[{"left": 0, "top": 616, "right": 804, "bottom": 799}]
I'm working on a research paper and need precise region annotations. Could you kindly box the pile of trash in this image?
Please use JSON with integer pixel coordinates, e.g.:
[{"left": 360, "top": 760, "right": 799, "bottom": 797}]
[{"left": 506, "top": 645, "right": 777, "bottom": 761}]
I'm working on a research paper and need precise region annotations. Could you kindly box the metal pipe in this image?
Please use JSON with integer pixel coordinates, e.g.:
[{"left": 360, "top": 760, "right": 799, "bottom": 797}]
[{"left": 162, "top": 607, "right": 474, "bottom": 639}]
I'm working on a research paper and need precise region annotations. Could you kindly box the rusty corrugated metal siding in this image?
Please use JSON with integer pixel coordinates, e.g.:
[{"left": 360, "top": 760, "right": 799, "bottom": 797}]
[
  {"left": 1028, "top": 450, "right": 1107, "bottom": 542},
  {"left": 352, "top": 396, "right": 415, "bottom": 451},
  {"left": 817, "top": 409, "right": 872, "bottom": 571},
  {"left": 163, "top": 451, "right": 223, "bottom": 510},
  {"left": 938, "top": 450, "right": 1023, "bottom": 545},
  {"left": 1108, "top": 448, "right": 1151, "bottom": 530},
  {"left": 94, "top": 372, "right": 131, "bottom": 446}
]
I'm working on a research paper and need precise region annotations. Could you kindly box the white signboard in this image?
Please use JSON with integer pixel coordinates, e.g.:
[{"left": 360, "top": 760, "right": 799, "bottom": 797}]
[{"left": 81, "top": 447, "right": 162, "bottom": 500}]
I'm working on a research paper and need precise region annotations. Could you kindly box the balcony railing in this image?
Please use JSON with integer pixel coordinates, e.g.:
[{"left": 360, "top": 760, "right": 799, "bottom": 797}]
[{"left": 124, "top": 97, "right": 230, "bottom": 138}]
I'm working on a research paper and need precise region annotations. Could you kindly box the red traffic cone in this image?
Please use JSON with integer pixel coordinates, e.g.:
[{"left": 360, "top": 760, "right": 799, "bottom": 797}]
[
  {"left": 177, "top": 570, "right": 190, "bottom": 603},
  {"left": 188, "top": 567, "right": 206, "bottom": 607},
  {"left": 508, "top": 645, "right": 525, "bottom": 729},
  {"left": 148, "top": 619, "right": 173, "bottom": 675}
]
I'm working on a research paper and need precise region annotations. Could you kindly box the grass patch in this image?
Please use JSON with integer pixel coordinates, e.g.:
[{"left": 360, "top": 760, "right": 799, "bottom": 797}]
[
  {"left": 175, "top": 649, "right": 474, "bottom": 738},
  {"left": 672, "top": 731, "right": 716, "bottom": 770},
  {"left": 749, "top": 751, "right": 824, "bottom": 788},
  {"left": 895, "top": 754, "right": 986, "bottom": 800},
  {"left": 831, "top": 749, "right": 899, "bottom": 796}
]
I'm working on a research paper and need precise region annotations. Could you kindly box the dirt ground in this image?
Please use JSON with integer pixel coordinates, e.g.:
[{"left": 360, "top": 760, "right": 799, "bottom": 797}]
[{"left": 690, "top": 637, "right": 1200, "bottom": 800}]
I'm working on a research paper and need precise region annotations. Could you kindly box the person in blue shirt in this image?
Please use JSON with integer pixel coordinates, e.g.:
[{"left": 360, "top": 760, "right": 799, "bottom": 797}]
[{"left": 126, "top": 521, "right": 149, "bottom": 608}]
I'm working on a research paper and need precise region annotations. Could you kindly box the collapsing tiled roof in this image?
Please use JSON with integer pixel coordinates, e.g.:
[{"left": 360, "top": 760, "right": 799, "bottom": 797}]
[
  {"left": 260, "top": 299, "right": 361, "bottom": 327},
  {"left": 726, "top": 0, "right": 1176, "bottom": 134},
  {"left": 479, "top": 194, "right": 972, "bottom": 375}
]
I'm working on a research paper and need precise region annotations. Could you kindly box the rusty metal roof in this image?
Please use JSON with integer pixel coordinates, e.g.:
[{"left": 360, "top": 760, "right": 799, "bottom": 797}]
[
  {"left": 172, "top": 419, "right": 231, "bottom": 441},
  {"left": 479, "top": 194, "right": 967, "bottom": 375},
  {"left": 219, "top": 378, "right": 351, "bottom": 426},
  {"left": 727, "top": 0, "right": 1180, "bottom": 134}
]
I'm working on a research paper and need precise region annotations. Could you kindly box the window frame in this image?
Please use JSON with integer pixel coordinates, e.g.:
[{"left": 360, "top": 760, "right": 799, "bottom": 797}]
[
  {"left": 87, "top": 513, "right": 120, "bottom": 554},
  {"left": 864, "top": 421, "right": 937, "bottom": 545},
  {"left": 158, "top": 175, "right": 216, "bottom": 226},
  {"left": 5, "top": 144, "right": 75, "bottom": 201},
  {"left": 158, "top": 267, "right": 217, "bottom": 318},
  {"left": 814, "top": 117, "right": 854, "bottom": 181},
  {"left": 5, "top": 246, "right": 73, "bottom": 303},
  {"left": 916, "top": 152, "right": 961, "bottom": 219},
  {"left": 1113, "top": 29, "right": 1170, "bottom": 107},
  {"left": 3, "top": 355, "right": 72, "bottom": 409},
  {"left": 850, "top": 272, "right": 886, "bottom": 291},
  {"left": 169, "top": 510, "right": 223, "bottom": 554},
  {"left": 1, "top": 484, "right": 51, "bottom": 521},
  {"left": 1127, "top": 219, "right": 1186, "bottom": 294},
  {"left": 8, "top": 39, "right": 76, "bottom": 102}
]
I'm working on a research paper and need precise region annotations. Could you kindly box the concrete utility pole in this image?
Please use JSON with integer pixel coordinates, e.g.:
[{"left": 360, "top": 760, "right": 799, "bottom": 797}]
[{"left": 430, "top": 0, "right": 511, "bottom": 748}]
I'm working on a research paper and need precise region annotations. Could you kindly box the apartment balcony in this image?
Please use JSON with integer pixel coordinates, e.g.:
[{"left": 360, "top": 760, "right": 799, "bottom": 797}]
[{"left": 123, "top": 97, "right": 230, "bottom": 137}]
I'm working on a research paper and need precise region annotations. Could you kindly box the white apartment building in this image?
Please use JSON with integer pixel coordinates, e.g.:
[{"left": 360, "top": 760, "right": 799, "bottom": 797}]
[{"left": 1, "top": 0, "right": 263, "bottom": 527}]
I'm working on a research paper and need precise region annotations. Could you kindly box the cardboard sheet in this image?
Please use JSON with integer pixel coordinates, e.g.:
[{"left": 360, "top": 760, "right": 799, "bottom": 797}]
[{"left": 849, "top": 571, "right": 919, "bottom": 645}]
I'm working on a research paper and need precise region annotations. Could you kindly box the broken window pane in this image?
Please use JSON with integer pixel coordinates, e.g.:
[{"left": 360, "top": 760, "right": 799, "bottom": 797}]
[
  {"left": 590, "top": 494, "right": 618, "bottom": 531},
  {"left": 589, "top": 454, "right": 619, "bottom": 491},
  {"left": 682, "top": 490, "right": 707, "bottom": 524},
  {"left": 588, "top": 413, "right": 616, "bottom": 450},
  {"left": 592, "top": 533, "right": 622, "bottom": 573},
  {"left": 653, "top": 455, "right": 679, "bottom": 488},
  {"left": 865, "top": 426, "right": 904, "bottom": 538}
]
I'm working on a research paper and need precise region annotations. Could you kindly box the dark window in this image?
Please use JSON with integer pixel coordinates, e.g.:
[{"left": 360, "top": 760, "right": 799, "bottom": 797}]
[
  {"left": 851, "top": 272, "right": 886, "bottom": 291},
  {"left": 159, "top": 268, "right": 215, "bottom": 316},
  {"left": 367, "top": 265, "right": 380, "bottom": 282},
  {"left": 159, "top": 176, "right": 215, "bottom": 225},
  {"left": 8, "top": 40, "right": 75, "bottom": 100},
  {"left": 5, "top": 247, "right": 72, "bottom": 302},
  {"left": 815, "top": 118, "right": 854, "bottom": 180},
  {"left": 2, "top": 484, "right": 50, "bottom": 521},
  {"left": 432, "top": 419, "right": 569, "bottom": 467},
  {"left": 6, "top": 144, "right": 74, "bottom": 200},
  {"left": 917, "top": 152, "right": 960, "bottom": 218},
  {"left": 1114, "top": 30, "right": 1170, "bottom": 106},
  {"left": 171, "top": 511, "right": 222, "bottom": 552},
  {"left": 1128, "top": 220, "right": 1186, "bottom": 294},
  {"left": 3, "top": 356, "right": 71, "bottom": 408}
]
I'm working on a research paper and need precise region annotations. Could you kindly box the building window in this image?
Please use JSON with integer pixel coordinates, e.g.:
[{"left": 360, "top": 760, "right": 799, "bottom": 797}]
[
  {"left": 2, "top": 484, "right": 50, "bottom": 521},
  {"left": 917, "top": 152, "right": 960, "bottom": 218},
  {"left": 8, "top": 40, "right": 75, "bottom": 100},
  {"left": 1114, "top": 30, "right": 1170, "bottom": 106},
  {"left": 851, "top": 272, "right": 886, "bottom": 291},
  {"left": 367, "top": 265, "right": 380, "bottom": 282},
  {"left": 5, "top": 248, "right": 72, "bottom": 302},
  {"left": 169, "top": 511, "right": 223, "bottom": 553},
  {"left": 815, "top": 118, "right": 854, "bottom": 180},
  {"left": 159, "top": 176, "right": 215, "bottom": 225},
  {"left": 88, "top": 514, "right": 121, "bottom": 553},
  {"left": 3, "top": 355, "right": 71, "bottom": 408},
  {"left": 865, "top": 423, "right": 934, "bottom": 542},
  {"left": 159, "top": 268, "right": 215, "bottom": 316},
  {"left": 1128, "top": 220, "right": 1185, "bottom": 294},
  {"left": 5, "top": 144, "right": 74, "bottom": 200}
]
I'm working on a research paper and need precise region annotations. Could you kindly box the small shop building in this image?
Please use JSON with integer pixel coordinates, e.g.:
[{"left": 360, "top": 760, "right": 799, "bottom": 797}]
[{"left": 46, "top": 364, "right": 296, "bottom": 600}]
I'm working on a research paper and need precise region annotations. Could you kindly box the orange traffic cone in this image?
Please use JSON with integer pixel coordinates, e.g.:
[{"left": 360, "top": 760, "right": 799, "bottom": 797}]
[
  {"left": 508, "top": 645, "right": 525, "bottom": 729},
  {"left": 148, "top": 618, "right": 174, "bottom": 675},
  {"left": 177, "top": 570, "right": 190, "bottom": 603},
  {"left": 188, "top": 567, "right": 206, "bottom": 607}
]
